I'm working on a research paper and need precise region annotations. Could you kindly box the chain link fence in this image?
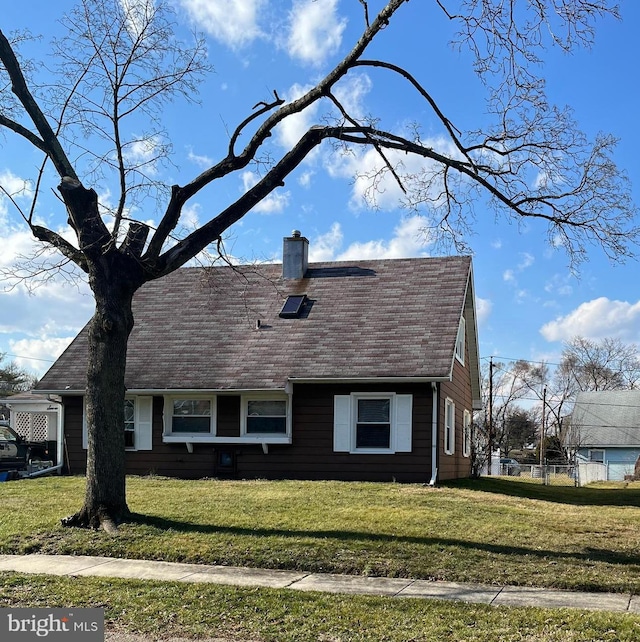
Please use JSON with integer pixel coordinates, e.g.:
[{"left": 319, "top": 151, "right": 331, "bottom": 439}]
[{"left": 499, "top": 462, "right": 576, "bottom": 486}]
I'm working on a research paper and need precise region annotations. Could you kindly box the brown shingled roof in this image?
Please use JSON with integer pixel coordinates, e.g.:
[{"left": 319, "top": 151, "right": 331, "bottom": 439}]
[{"left": 36, "top": 256, "right": 476, "bottom": 392}]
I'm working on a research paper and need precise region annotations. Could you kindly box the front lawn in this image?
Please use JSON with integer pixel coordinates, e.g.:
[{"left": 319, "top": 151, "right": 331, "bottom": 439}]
[
  {"left": 2, "top": 572, "right": 640, "bottom": 642},
  {"left": 2, "top": 476, "right": 640, "bottom": 594}
]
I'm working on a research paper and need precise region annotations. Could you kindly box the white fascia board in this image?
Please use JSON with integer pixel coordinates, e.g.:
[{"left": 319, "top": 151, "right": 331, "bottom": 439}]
[
  {"left": 42, "top": 387, "right": 288, "bottom": 396},
  {"left": 162, "top": 435, "right": 292, "bottom": 445},
  {"left": 288, "top": 376, "right": 450, "bottom": 384},
  {"left": 132, "top": 387, "right": 288, "bottom": 395}
]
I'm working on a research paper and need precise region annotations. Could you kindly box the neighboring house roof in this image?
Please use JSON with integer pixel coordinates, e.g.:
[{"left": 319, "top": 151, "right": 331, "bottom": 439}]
[
  {"left": 35, "top": 256, "right": 480, "bottom": 400},
  {"left": 571, "top": 390, "right": 640, "bottom": 447}
]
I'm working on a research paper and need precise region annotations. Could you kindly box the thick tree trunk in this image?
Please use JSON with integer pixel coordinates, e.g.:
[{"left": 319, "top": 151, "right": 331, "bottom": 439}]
[{"left": 62, "top": 269, "right": 137, "bottom": 531}]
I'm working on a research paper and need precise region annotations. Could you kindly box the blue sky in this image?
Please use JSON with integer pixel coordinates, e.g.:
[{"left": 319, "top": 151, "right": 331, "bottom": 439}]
[{"left": 1, "top": 0, "right": 639, "bottom": 378}]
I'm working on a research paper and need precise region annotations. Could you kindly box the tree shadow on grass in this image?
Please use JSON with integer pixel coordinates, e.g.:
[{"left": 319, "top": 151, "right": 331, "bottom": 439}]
[
  {"left": 128, "top": 513, "right": 640, "bottom": 569},
  {"left": 442, "top": 477, "right": 640, "bottom": 507}
]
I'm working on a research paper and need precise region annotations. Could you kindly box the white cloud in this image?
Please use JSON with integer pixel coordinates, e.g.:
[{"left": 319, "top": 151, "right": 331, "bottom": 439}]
[
  {"left": 475, "top": 297, "right": 492, "bottom": 326},
  {"left": 9, "top": 337, "right": 75, "bottom": 377},
  {"left": 0, "top": 170, "right": 32, "bottom": 200},
  {"left": 334, "top": 73, "right": 372, "bottom": 119},
  {"left": 502, "top": 253, "right": 535, "bottom": 290},
  {"left": 178, "top": 0, "right": 265, "bottom": 48},
  {"left": 286, "top": 0, "right": 347, "bottom": 66},
  {"left": 0, "top": 280, "right": 92, "bottom": 336},
  {"left": 187, "top": 149, "right": 213, "bottom": 168},
  {"left": 275, "top": 83, "right": 320, "bottom": 150},
  {"left": 0, "top": 276, "right": 93, "bottom": 376},
  {"left": 119, "top": 0, "right": 153, "bottom": 38},
  {"left": 275, "top": 74, "right": 371, "bottom": 156},
  {"left": 518, "top": 252, "right": 535, "bottom": 270},
  {"left": 298, "top": 170, "right": 314, "bottom": 188},
  {"left": 123, "top": 136, "right": 162, "bottom": 175},
  {"left": 180, "top": 203, "right": 202, "bottom": 230},
  {"left": 540, "top": 297, "right": 640, "bottom": 343},
  {"left": 544, "top": 273, "right": 573, "bottom": 297},
  {"left": 241, "top": 171, "right": 290, "bottom": 214},
  {"left": 309, "top": 216, "right": 431, "bottom": 263},
  {"left": 326, "top": 136, "right": 460, "bottom": 212},
  {"left": 0, "top": 171, "right": 33, "bottom": 226},
  {"left": 308, "top": 223, "right": 343, "bottom": 262},
  {"left": 0, "top": 228, "right": 40, "bottom": 269}
]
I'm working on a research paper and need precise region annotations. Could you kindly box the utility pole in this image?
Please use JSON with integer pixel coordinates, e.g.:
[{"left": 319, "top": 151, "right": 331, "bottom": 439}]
[
  {"left": 488, "top": 357, "right": 494, "bottom": 473},
  {"left": 540, "top": 385, "right": 547, "bottom": 484}
]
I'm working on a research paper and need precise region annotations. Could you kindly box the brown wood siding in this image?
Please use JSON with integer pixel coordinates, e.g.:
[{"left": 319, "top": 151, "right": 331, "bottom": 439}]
[
  {"left": 61, "top": 379, "right": 471, "bottom": 483},
  {"left": 62, "top": 396, "right": 85, "bottom": 474},
  {"left": 237, "top": 383, "right": 433, "bottom": 482},
  {"left": 216, "top": 395, "right": 240, "bottom": 437},
  {"left": 63, "top": 396, "right": 217, "bottom": 478},
  {"left": 438, "top": 349, "right": 473, "bottom": 480}
]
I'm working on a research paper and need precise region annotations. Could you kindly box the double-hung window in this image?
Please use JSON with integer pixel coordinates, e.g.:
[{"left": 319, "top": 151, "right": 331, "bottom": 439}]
[
  {"left": 240, "top": 394, "right": 291, "bottom": 442},
  {"left": 444, "top": 398, "right": 455, "bottom": 455},
  {"left": 356, "top": 398, "right": 391, "bottom": 449},
  {"left": 124, "top": 399, "right": 136, "bottom": 449},
  {"left": 163, "top": 397, "right": 216, "bottom": 439},
  {"left": 171, "top": 399, "right": 211, "bottom": 433},
  {"left": 245, "top": 398, "right": 288, "bottom": 435},
  {"left": 333, "top": 393, "right": 412, "bottom": 454},
  {"left": 82, "top": 396, "right": 152, "bottom": 451},
  {"left": 455, "top": 317, "right": 466, "bottom": 365}
]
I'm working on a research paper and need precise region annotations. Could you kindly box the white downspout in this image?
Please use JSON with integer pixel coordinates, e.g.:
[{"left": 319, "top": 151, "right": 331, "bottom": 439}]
[{"left": 429, "top": 382, "right": 438, "bottom": 486}]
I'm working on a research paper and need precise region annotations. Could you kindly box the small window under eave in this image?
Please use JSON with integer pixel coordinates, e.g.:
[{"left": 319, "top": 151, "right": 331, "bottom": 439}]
[{"left": 279, "top": 294, "right": 307, "bottom": 318}]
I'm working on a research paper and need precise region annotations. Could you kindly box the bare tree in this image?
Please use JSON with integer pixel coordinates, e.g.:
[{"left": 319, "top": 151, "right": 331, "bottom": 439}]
[
  {"left": 476, "top": 359, "right": 536, "bottom": 464},
  {"left": 557, "top": 336, "right": 640, "bottom": 393},
  {"left": 504, "top": 337, "right": 640, "bottom": 462},
  {"left": 1, "top": 0, "right": 636, "bottom": 529},
  {"left": 0, "top": 354, "right": 37, "bottom": 394}
]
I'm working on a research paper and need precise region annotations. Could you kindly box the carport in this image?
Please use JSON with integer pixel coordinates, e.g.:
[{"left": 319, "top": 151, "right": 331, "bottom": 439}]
[{"left": 6, "top": 391, "right": 63, "bottom": 474}]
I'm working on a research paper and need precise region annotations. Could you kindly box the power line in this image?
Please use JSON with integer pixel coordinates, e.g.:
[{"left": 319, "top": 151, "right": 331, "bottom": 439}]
[
  {"left": 481, "top": 355, "right": 562, "bottom": 367},
  {"left": 1, "top": 353, "right": 55, "bottom": 363}
]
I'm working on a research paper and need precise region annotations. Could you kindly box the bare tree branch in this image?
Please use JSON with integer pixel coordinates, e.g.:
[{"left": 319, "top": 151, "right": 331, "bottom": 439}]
[{"left": 0, "top": 30, "right": 77, "bottom": 180}]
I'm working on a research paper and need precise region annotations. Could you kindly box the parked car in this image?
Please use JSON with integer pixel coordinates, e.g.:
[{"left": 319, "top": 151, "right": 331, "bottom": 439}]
[
  {"left": 0, "top": 425, "right": 48, "bottom": 472},
  {"left": 500, "top": 457, "right": 522, "bottom": 476}
]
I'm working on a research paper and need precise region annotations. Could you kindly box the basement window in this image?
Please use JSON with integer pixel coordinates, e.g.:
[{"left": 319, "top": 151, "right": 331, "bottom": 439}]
[{"left": 279, "top": 294, "right": 306, "bottom": 318}]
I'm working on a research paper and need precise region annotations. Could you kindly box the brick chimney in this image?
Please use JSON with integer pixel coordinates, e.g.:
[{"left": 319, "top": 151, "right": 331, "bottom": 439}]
[{"left": 282, "top": 230, "right": 309, "bottom": 279}]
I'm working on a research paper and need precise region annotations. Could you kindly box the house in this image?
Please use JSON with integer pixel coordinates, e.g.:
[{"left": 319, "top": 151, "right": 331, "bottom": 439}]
[
  {"left": 35, "top": 232, "right": 482, "bottom": 483},
  {"left": 571, "top": 390, "right": 640, "bottom": 481}
]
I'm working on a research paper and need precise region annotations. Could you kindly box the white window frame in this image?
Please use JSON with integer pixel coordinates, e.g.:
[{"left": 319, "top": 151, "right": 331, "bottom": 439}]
[
  {"left": 124, "top": 398, "right": 136, "bottom": 450},
  {"left": 333, "top": 393, "right": 412, "bottom": 455},
  {"left": 162, "top": 395, "right": 216, "bottom": 442},
  {"left": 241, "top": 393, "right": 291, "bottom": 439},
  {"left": 444, "top": 398, "right": 455, "bottom": 455},
  {"left": 462, "top": 409, "right": 471, "bottom": 458},
  {"left": 455, "top": 317, "right": 466, "bottom": 365},
  {"left": 82, "top": 396, "right": 153, "bottom": 451}
]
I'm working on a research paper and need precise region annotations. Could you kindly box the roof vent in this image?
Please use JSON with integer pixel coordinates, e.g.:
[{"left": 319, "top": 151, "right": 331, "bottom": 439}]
[{"left": 279, "top": 295, "right": 307, "bottom": 318}]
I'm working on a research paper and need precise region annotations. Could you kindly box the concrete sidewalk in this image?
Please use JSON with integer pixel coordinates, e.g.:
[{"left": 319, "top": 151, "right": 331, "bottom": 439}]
[{"left": 0, "top": 554, "right": 637, "bottom": 613}]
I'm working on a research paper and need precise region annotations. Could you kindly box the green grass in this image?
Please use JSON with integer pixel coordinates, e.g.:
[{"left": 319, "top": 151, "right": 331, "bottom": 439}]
[
  {"left": 2, "top": 476, "right": 640, "bottom": 594},
  {"left": 2, "top": 476, "right": 640, "bottom": 640},
  {"left": 1, "top": 572, "right": 640, "bottom": 642}
]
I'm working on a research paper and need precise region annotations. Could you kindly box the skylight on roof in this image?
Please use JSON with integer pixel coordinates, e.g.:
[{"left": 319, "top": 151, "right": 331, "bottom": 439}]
[{"left": 279, "top": 295, "right": 306, "bottom": 318}]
